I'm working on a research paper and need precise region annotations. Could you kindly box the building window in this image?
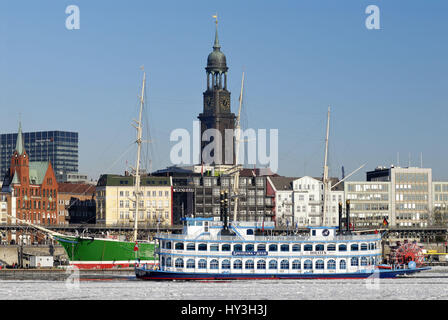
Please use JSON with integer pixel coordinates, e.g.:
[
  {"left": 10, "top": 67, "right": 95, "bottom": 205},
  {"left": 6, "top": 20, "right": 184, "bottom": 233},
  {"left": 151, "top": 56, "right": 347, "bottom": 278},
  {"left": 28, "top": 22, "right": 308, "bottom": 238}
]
[
  {"left": 257, "top": 260, "right": 266, "bottom": 270},
  {"left": 210, "top": 259, "right": 219, "bottom": 269},
  {"left": 186, "top": 259, "right": 195, "bottom": 269},
  {"left": 268, "top": 260, "right": 278, "bottom": 270},
  {"left": 292, "top": 260, "right": 301, "bottom": 270},
  {"left": 304, "top": 260, "right": 313, "bottom": 270},
  {"left": 245, "top": 260, "right": 254, "bottom": 269},
  {"left": 233, "top": 259, "right": 242, "bottom": 269},
  {"left": 280, "top": 260, "right": 289, "bottom": 270},
  {"left": 222, "top": 259, "right": 231, "bottom": 269},
  {"left": 175, "top": 258, "right": 184, "bottom": 268},
  {"left": 327, "top": 260, "right": 336, "bottom": 270},
  {"left": 198, "top": 259, "right": 207, "bottom": 269}
]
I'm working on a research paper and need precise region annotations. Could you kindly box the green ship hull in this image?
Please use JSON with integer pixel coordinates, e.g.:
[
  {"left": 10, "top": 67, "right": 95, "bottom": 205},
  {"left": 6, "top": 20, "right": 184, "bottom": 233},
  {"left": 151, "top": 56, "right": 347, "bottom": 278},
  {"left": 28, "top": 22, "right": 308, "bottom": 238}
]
[{"left": 54, "top": 235, "right": 157, "bottom": 269}]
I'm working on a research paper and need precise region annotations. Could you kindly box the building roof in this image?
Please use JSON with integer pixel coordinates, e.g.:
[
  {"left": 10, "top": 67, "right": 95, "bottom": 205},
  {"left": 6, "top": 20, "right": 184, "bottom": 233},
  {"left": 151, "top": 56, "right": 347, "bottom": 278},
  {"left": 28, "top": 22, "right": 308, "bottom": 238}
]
[
  {"left": 29, "top": 161, "right": 49, "bottom": 185},
  {"left": 15, "top": 122, "right": 25, "bottom": 155},
  {"left": 268, "top": 176, "right": 344, "bottom": 192},
  {"left": 268, "top": 176, "right": 298, "bottom": 191},
  {"left": 58, "top": 182, "right": 95, "bottom": 195},
  {"left": 97, "top": 174, "right": 171, "bottom": 187},
  {"left": 239, "top": 168, "right": 279, "bottom": 177}
]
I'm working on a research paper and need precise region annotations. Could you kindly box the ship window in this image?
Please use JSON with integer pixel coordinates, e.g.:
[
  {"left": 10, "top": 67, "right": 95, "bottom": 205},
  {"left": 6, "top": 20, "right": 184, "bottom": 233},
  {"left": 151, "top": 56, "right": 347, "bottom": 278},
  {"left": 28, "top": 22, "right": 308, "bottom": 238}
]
[
  {"left": 292, "top": 260, "right": 301, "bottom": 270},
  {"left": 175, "top": 242, "right": 184, "bottom": 250},
  {"left": 338, "top": 244, "right": 347, "bottom": 252},
  {"left": 198, "top": 259, "right": 207, "bottom": 269},
  {"left": 186, "top": 243, "right": 195, "bottom": 251},
  {"left": 327, "top": 259, "right": 336, "bottom": 270},
  {"left": 280, "top": 244, "right": 289, "bottom": 252},
  {"left": 222, "top": 259, "right": 231, "bottom": 269},
  {"left": 304, "top": 244, "right": 312, "bottom": 251},
  {"left": 234, "top": 244, "right": 243, "bottom": 252},
  {"left": 257, "top": 244, "right": 266, "bottom": 251},
  {"left": 315, "top": 260, "right": 324, "bottom": 270},
  {"left": 327, "top": 244, "right": 336, "bottom": 251},
  {"left": 186, "top": 259, "right": 195, "bottom": 269},
  {"left": 269, "top": 244, "right": 278, "bottom": 252},
  {"left": 166, "top": 257, "right": 172, "bottom": 267},
  {"left": 210, "top": 244, "right": 219, "bottom": 251},
  {"left": 361, "top": 243, "right": 368, "bottom": 251},
  {"left": 280, "top": 260, "right": 289, "bottom": 270},
  {"left": 175, "top": 258, "right": 184, "bottom": 268},
  {"left": 245, "top": 260, "right": 254, "bottom": 269},
  {"left": 351, "top": 244, "right": 359, "bottom": 251},
  {"left": 165, "top": 241, "right": 172, "bottom": 249},
  {"left": 268, "top": 260, "right": 277, "bottom": 270},
  {"left": 210, "top": 259, "right": 219, "bottom": 269},
  {"left": 361, "top": 257, "right": 368, "bottom": 266},
  {"left": 292, "top": 244, "right": 301, "bottom": 252},
  {"left": 222, "top": 244, "right": 231, "bottom": 251},
  {"left": 245, "top": 244, "right": 254, "bottom": 252},
  {"left": 257, "top": 260, "right": 266, "bottom": 270},
  {"left": 351, "top": 257, "right": 359, "bottom": 266},
  {"left": 369, "top": 243, "right": 374, "bottom": 250},
  {"left": 198, "top": 243, "right": 207, "bottom": 251},
  {"left": 315, "top": 244, "right": 324, "bottom": 251},
  {"left": 233, "top": 259, "right": 242, "bottom": 269},
  {"left": 340, "top": 260, "right": 346, "bottom": 269},
  {"left": 247, "top": 229, "right": 254, "bottom": 235},
  {"left": 304, "top": 259, "right": 313, "bottom": 270}
]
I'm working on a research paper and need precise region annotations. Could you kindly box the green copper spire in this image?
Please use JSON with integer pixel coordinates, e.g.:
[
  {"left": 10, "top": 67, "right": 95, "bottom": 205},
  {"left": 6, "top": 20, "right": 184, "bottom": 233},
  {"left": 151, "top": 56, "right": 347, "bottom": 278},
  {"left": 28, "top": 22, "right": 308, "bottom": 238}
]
[{"left": 15, "top": 121, "right": 24, "bottom": 155}]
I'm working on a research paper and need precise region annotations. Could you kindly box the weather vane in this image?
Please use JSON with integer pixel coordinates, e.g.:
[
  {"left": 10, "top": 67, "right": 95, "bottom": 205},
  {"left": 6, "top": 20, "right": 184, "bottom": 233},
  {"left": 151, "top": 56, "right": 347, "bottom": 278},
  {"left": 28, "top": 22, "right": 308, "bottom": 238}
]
[{"left": 212, "top": 13, "right": 218, "bottom": 25}]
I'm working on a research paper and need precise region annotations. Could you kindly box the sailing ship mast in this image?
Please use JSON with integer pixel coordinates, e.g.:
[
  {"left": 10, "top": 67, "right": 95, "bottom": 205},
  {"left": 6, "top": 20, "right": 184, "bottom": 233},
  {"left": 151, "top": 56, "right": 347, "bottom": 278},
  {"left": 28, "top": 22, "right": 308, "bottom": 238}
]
[
  {"left": 322, "top": 106, "right": 330, "bottom": 226},
  {"left": 132, "top": 70, "right": 146, "bottom": 242},
  {"left": 232, "top": 71, "right": 245, "bottom": 222}
]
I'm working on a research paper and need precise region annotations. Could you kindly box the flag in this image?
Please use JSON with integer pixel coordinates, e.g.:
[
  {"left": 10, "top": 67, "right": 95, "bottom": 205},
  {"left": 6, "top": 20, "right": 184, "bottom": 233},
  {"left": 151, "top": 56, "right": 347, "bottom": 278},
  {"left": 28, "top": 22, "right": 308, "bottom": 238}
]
[
  {"left": 201, "top": 162, "right": 204, "bottom": 176},
  {"left": 134, "top": 242, "right": 139, "bottom": 252},
  {"left": 383, "top": 217, "right": 389, "bottom": 226}
]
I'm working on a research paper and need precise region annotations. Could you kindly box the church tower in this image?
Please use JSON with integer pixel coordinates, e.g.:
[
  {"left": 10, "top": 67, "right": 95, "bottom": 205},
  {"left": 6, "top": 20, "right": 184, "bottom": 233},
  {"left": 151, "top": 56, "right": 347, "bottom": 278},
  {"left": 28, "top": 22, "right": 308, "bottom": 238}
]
[{"left": 198, "top": 19, "right": 236, "bottom": 167}]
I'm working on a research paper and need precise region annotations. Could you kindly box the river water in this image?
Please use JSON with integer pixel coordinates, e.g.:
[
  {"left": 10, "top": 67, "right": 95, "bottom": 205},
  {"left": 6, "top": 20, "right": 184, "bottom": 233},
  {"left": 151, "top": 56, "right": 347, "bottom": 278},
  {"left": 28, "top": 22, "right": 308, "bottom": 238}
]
[{"left": 1, "top": 267, "right": 448, "bottom": 300}]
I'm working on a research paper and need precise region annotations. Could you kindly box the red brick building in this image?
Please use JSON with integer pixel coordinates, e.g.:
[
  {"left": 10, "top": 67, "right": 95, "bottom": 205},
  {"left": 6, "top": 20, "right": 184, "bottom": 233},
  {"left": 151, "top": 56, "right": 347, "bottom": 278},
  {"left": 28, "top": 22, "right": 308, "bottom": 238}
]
[{"left": 2, "top": 123, "right": 58, "bottom": 228}]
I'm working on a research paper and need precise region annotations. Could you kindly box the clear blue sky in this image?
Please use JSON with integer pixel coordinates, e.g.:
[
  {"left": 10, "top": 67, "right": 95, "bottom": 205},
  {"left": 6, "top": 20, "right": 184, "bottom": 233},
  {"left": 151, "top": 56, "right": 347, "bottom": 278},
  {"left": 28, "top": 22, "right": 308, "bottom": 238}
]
[{"left": 1, "top": 0, "right": 447, "bottom": 181}]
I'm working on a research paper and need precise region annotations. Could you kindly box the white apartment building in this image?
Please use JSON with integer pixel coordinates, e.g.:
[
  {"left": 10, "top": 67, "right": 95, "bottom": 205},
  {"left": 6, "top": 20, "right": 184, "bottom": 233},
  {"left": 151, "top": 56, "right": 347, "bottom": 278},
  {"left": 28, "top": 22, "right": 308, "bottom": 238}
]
[{"left": 268, "top": 176, "right": 343, "bottom": 228}]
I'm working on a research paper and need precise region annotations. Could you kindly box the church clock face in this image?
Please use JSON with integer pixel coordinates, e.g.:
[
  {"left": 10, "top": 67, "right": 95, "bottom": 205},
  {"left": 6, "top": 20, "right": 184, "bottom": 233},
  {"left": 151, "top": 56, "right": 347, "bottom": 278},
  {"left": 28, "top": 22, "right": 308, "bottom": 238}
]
[
  {"left": 205, "top": 96, "right": 214, "bottom": 111},
  {"left": 221, "top": 97, "right": 230, "bottom": 111}
]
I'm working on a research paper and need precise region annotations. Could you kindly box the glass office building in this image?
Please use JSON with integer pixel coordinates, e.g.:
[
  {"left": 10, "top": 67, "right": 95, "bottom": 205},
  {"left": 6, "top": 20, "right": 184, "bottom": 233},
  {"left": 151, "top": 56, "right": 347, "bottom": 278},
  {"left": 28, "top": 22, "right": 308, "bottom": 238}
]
[{"left": 0, "top": 131, "right": 78, "bottom": 180}]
